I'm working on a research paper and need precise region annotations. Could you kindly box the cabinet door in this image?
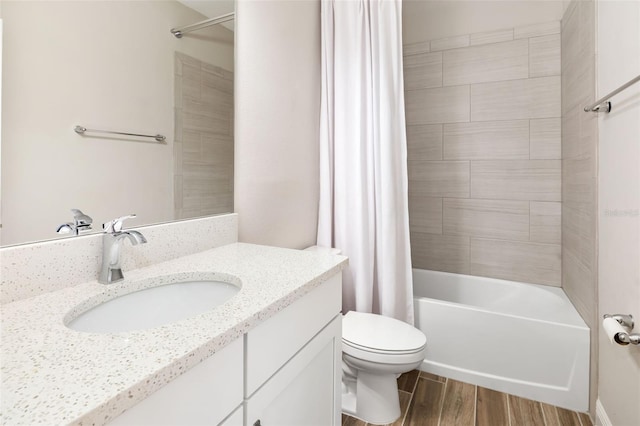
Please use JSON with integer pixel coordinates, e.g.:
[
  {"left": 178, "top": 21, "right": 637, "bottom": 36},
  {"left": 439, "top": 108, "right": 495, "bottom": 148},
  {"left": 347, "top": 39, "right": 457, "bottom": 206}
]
[
  {"left": 245, "top": 274, "right": 342, "bottom": 396},
  {"left": 246, "top": 315, "right": 342, "bottom": 426},
  {"left": 219, "top": 405, "right": 243, "bottom": 426}
]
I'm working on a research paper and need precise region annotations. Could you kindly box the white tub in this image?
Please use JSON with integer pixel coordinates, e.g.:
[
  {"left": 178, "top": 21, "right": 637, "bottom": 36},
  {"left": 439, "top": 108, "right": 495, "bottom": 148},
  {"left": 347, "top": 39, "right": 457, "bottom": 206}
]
[{"left": 413, "top": 269, "right": 589, "bottom": 412}]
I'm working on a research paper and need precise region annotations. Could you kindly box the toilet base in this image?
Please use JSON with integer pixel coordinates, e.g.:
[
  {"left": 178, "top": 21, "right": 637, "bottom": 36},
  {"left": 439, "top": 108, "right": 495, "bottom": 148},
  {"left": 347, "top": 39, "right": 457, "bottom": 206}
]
[{"left": 342, "top": 368, "right": 401, "bottom": 425}]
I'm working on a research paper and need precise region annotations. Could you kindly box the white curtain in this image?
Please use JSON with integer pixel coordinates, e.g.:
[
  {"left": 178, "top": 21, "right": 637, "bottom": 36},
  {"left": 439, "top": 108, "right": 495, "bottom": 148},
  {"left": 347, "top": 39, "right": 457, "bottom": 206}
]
[{"left": 317, "top": 0, "right": 414, "bottom": 324}]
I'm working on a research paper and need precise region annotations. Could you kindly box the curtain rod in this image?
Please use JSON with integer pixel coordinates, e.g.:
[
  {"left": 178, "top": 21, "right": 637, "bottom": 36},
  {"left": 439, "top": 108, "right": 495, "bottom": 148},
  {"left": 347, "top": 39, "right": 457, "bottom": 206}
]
[{"left": 170, "top": 12, "right": 235, "bottom": 38}]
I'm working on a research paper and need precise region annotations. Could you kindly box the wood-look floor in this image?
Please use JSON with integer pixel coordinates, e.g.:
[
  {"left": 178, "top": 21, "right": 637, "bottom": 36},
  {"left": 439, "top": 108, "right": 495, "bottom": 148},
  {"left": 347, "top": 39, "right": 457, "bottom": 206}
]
[{"left": 342, "top": 370, "right": 593, "bottom": 426}]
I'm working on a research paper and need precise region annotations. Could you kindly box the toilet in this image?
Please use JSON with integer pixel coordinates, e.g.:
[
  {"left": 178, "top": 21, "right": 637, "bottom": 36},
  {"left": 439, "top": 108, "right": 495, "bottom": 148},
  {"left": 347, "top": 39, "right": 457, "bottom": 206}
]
[
  {"left": 304, "top": 246, "right": 428, "bottom": 425},
  {"left": 342, "top": 311, "right": 427, "bottom": 424}
]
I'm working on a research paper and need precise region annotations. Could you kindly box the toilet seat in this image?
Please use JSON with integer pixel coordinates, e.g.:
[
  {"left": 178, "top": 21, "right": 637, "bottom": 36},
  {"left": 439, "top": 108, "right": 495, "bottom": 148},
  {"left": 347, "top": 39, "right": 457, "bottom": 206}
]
[
  {"left": 342, "top": 339, "right": 424, "bottom": 355},
  {"left": 342, "top": 311, "right": 427, "bottom": 364}
]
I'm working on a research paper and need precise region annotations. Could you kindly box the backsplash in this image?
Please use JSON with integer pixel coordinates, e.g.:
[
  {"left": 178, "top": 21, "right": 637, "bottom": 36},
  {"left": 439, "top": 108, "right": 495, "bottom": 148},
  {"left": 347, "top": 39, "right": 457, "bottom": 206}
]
[
  {"left": 403, "top": 21, "right": 562, "bottom": 286},
  {"left": 0, "top": 214, "right": 238, "bottom": 304}
]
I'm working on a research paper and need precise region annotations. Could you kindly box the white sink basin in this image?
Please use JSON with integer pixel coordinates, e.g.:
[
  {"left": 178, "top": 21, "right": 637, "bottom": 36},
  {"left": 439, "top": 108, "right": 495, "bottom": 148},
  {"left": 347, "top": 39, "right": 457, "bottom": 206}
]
[{"left": 67, "top": 280, "right": 240, "bottom": 333}]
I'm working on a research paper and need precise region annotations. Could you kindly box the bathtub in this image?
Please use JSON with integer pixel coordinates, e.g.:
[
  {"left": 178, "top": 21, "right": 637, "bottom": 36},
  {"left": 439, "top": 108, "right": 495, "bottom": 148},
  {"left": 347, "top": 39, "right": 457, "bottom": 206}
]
[{"left": 413, "top": 269, "right": 589, "bottom": 412}]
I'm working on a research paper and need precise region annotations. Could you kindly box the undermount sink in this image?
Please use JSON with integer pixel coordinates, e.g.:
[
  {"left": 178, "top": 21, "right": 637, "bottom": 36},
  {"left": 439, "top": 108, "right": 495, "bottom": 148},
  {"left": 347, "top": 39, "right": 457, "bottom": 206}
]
[{"left": 67, "top": 279, "right": 240, "bottom": 334}]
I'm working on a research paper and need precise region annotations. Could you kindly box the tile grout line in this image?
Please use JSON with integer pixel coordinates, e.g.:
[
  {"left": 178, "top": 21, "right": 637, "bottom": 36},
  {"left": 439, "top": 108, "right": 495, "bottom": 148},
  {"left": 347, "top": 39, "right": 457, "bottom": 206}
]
[
  {"left": 402, "top": 376, "right": 418, "bottom": 425},
  {"left": 436, "top": 378, "right": 448, "bottom": 426},
  {"left": 406, "top": 115, "right": 563, "bottom": 127},
  {"left": 350, "top": 372, "right": 588, "bottom": 426},
  {"left": 405, "top": 23, "right": 559, "bottom": 53},
  {"left": 550, "top": 405, "right": 560, "bottom": 426},
  {"left": 400, "top": 375, "right": 421, "bottom": 426},
  {"left": 409, "top": 196, "right": 560, "bottom": 205},
  {"left": 421, "top": 375, "right": 446, "bottom": 384},
  {"left": 410, "top": 373, "right": 420, "bottom": 394},
  {"left": 473, "top": 384, "right": 478, "bottom": 426},
  {"left": 540, "top": 402, "right": 548, "bottom": 426}
]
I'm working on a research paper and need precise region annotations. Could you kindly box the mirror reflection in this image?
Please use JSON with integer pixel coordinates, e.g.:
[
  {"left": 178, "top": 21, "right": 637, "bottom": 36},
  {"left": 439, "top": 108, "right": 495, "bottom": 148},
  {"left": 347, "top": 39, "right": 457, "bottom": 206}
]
[{"left": 0, "top": 0, "right": 235, "bottom": 247}]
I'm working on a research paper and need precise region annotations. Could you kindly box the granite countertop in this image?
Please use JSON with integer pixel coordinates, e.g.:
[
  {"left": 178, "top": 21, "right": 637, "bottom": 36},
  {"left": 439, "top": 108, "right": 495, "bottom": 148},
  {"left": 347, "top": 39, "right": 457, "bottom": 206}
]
[{"left": 0, "top": 243, "right": 347, "bottom": 425}]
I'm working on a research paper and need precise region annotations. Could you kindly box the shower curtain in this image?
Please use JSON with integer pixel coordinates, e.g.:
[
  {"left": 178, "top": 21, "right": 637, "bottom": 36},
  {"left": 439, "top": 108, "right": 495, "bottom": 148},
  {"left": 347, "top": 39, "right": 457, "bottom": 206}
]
[{"left": 317, "top": 0, "right": 414, "bottom": 324}]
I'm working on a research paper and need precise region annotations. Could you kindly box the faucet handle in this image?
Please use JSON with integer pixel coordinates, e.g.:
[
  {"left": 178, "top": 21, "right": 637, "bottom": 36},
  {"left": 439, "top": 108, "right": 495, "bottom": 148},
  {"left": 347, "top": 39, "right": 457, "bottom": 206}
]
[
  {"left": 71, "top": 209, "right": 93, "bottom": 228},
  {"left": 103, "top": 214, "right": 137, "bottom": 233},
  {"left": 56, "top": 208, "right": 93, "bottom": 235}
]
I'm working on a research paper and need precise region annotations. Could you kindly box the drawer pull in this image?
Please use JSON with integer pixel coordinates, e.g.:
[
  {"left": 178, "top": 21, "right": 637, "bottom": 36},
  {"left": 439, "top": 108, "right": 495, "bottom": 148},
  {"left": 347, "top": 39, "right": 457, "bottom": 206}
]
[{"left": 253, "top": 420, "right": 262, "bottom": 426}]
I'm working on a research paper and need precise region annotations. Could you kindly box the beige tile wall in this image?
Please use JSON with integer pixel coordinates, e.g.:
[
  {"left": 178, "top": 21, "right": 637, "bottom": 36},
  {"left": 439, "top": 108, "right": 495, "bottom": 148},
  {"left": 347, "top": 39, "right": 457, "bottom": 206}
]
[
  {"left": 404, "top": 21, "right": 562, "bottom": 286},
  {"left": 561, "top": 0, "right": 598, "bottom": 414},
  {"left": 174, "top": 52, "right": 234, "bottom": 219}
]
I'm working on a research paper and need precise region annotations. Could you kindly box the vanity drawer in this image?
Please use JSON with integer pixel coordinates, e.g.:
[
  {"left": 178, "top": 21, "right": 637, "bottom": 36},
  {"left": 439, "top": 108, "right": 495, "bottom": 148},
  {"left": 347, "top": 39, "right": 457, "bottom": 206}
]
[
  {"left": 110, "top": 337, "right": 243, "bottom": 426},
  {"left": 245, "top": 273, "right": 342, "bottom": 396}
]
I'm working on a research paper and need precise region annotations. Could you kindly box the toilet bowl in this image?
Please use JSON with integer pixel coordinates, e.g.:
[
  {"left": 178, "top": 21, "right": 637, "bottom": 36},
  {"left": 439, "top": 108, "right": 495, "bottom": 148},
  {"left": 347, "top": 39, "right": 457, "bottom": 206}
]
[
  {"left": 341, "top": 311, "right": 427, "bottom": 425},
  {"left": 303, "top": 246, "right": 427, "bottom": 424}
]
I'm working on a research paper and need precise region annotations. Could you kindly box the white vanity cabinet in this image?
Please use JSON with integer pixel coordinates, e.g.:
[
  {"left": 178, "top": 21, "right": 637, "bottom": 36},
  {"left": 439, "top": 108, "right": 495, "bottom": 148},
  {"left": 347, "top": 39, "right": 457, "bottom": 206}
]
[
  {"left": 244, "top": 316, "right": 341, "bottom": 426},
  {"left": 244, "top": 274, "right": 342, "bottom": 426},
  {"left": 110, "top": 273, "right": 342, "bottom": 426},
  {"left": 219, "top": 406, "right": 244, "bottom": 425}
]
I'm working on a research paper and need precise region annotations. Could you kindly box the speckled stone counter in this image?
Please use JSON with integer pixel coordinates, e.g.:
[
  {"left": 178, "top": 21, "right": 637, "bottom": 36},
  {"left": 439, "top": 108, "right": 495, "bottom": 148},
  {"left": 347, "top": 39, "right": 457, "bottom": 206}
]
[{"left": 0, "top": 243, "right": 347, "bottom": 425}]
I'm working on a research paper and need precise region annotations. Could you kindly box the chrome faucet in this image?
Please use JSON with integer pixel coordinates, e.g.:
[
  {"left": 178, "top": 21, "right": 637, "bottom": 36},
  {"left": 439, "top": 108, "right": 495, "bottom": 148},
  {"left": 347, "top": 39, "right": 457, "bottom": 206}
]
[
  {"left": 56, "top": 209, "right": 93, "bottom": 236},
  {"left": 99, "top": 214, "right": 147, "bottom": 284}
]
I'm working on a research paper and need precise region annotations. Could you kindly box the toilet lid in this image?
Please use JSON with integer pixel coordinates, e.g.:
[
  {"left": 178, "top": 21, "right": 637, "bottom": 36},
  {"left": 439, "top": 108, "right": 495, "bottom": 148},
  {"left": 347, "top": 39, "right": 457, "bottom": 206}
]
[{"left": 342, "top": 311, "right": 427, "bottom": 354}]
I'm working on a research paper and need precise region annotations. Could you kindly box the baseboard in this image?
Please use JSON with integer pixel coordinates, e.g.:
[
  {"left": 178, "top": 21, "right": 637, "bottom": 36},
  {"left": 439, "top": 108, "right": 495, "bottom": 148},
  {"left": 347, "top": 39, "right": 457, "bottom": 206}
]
[{"left": 596, "top": 398, "right": 612, "bottom": 426}]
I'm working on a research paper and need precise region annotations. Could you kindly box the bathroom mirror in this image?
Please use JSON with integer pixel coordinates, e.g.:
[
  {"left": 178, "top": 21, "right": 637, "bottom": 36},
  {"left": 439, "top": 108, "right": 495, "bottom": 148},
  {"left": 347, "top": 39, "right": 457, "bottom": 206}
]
[{"left": 0, "top": 0, "right": 235, "bottom": 247}]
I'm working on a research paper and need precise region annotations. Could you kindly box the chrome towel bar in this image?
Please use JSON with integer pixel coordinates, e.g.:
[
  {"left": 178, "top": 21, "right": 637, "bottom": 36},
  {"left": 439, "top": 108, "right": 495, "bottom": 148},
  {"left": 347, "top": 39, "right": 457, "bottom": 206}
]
[
  {"left": 74, "top": 125, "right": 166, "bottom": 143},
  {"left": 584, "top": 74, "right": 640, "bottom": 113}
]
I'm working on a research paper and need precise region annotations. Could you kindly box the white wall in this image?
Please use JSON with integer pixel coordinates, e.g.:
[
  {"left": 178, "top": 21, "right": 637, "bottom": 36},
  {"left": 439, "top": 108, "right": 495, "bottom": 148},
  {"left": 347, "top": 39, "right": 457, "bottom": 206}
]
[
  {"left": 596, "top": 1, "right": 640, "bottom": 425},
  {"left": 1, "top": 1, "right": 233, "bottom": 246},
  {"left": 234, "top": 0, "right": 320, "bottom": 249},
  {"left": 403, "top": 0, "right": 565, "bottom": 43}
]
